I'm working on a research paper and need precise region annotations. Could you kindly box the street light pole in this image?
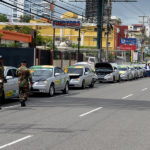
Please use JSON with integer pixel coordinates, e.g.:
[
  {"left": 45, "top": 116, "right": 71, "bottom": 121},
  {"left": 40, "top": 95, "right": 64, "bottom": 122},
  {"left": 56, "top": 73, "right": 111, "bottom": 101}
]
[
  {"left": 53, "top": 28, "right": 55, "bottom": 51},
  {"left": 97, "top": 0, "right": 104, "bottom": 62},
  {"left": 78, "top": 29, "right": 81, "bottom": 62}
]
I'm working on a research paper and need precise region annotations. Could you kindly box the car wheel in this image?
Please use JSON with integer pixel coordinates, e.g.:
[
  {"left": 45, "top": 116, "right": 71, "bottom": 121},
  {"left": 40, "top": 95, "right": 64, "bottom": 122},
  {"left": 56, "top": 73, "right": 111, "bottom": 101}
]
[
  {"left": 48, "top": 84, "right": 55, "bottom": 97},
  {"left": 117, "top": 76, "right": 120, "bottom": 82},
  {"left": 63, "top": 82, "right": 69, "bottom": 94},
  {"left": 81, "top": 80, "right": 86, "bottom": 89},
  {"left": 113, "top": 76, "right": 116, "bottom": 83},
  {"left": 89, "top": 79, "right": 95, "bottom": 88}
]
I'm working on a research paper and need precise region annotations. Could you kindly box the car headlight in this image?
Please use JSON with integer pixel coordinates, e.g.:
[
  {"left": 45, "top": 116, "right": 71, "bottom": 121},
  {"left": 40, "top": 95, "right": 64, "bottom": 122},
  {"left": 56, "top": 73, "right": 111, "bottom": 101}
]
[
  {"left": 105, "top": 73, "right": 112, "bottom": 77},
  {"left": 36, "top": 81, "right": 48, "bottom": 85},
  {"left": 121, "top": 73, "right": 128, "bottom": 76}
]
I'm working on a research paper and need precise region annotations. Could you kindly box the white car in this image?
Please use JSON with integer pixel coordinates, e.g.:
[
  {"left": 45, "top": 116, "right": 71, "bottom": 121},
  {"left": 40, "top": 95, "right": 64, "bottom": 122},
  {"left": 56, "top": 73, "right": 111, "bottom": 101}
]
[
  {"left": 118, "top": 65, "right": 133, "bottom": 80},
  {"left": 67, "top": 65, "right": 96, "bottom": 88},
  {"left": 95, "top": 63, "right": 120, "bottom": 83},
  {"left": 30, "top": 65, "right": 70, "bottom": 96},
  {"left": 3, "top": 66, "right": 19, "bottom": 101}
]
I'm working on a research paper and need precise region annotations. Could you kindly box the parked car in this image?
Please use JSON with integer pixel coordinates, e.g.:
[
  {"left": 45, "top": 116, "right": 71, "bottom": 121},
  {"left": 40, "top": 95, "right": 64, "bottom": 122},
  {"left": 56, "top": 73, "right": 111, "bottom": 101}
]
[
  {"left": 134, "top": 66, "right": 144, "bottom": 78},
  {"left": 73, "top": 62, "right": 98, "bottom": 82},
  {"left": 67, "top": 65, "right": 96, "bottom": 88},
  {"left": 129, "top": 66, "right": 138, "bottom": 79},
  {"left": 95, "top": 63, "right": 120, "bottom": 83},
  {"left": 30, "top": 65, "right": 70, "bottom": 96},
  {"left": 118, "top": 65, "right": 133, "bottom": 81},
  {"left": 3, "top": 66, "right": 19, "bottom": 101}
]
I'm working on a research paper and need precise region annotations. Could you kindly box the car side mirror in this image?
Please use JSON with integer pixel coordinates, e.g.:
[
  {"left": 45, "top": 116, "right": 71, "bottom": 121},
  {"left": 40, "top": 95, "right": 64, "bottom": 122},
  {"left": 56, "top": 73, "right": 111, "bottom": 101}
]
[
  {"left": 55, "top": 73, "right": 60, "bottom": 76},
  {"left": 6, "top": 76, "right": 13, "bottom": 80}
]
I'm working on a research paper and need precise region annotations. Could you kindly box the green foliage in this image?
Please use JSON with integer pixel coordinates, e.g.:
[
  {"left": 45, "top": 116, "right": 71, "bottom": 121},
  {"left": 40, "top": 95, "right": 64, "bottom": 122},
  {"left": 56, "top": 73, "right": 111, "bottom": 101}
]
[
  {"left": 0, "top": 42, "right": 20, "bottom": 48},
  {"left": 20, "top": 15, "right": 34, "bottom": 23},
  {"left": 117, "top": 18, "right": 122, "bottom": 25},
  {"left": 0, "top": 34, "right": 3, "bottom": 38},
  {"left": 0, "top": 14, "right": 9, "bottom": 22},
  {"left": 108, "top": 53, "right": 115, "bottom": 62},
  {"left": 3, "top": 25, "right": 32, "bottom": 34}
]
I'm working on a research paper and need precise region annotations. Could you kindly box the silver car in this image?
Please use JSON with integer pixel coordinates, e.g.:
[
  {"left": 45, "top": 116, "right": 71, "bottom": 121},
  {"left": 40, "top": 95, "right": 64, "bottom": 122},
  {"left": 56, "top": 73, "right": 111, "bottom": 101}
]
[
  {"left": 118, "top": 65, "right": 133, "bottom": 80},
  {"left": 95, "top": 63, "right": 120, "bottom": 83},
  {"left": 67, "top": 65, "right": 96, "bottom": 88},
  {"left": 3, "top": 66, "right": 19, "bottom": 101},
  {"left": 129, "top": 66, "right": 138, "bottom": 79},
  {"left": 30, "top": 65, "right": 70, "bottom": 96},
  {"left": 134, "top": 66, "right": 144, "bottom": 78}
]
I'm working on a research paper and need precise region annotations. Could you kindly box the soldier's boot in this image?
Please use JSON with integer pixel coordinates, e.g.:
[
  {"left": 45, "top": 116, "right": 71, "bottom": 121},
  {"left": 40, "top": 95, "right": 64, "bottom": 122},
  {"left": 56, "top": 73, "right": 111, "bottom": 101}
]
[{"left": 21, "top": 99, "right": 26, "bottom": 107}]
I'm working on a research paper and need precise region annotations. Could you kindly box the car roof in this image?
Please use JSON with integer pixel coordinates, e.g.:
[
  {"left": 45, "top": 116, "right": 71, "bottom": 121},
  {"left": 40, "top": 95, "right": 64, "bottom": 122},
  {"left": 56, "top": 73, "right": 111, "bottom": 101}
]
[
  {"left": 30, "top": 65, "right": 54, "bottom": 69},
  {"left": 68, "top": 66, "right": 84, "bottom": 69},
  {"left": 118, "top": 65, "right": 128, "bottom": 68},
  {"left": 4, "top": 66, "right": 17, "bottom": 69}
]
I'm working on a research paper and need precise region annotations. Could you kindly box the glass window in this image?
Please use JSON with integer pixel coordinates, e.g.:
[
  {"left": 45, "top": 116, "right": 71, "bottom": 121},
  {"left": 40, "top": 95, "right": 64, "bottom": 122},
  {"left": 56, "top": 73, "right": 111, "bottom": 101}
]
[
  {"left": 11, "top": 69, "right": 18, "bottom": 77},
  {"left": 85, "top": 68, "right": 90, "bottom": 73},
  {"left": 7, "top": 69, "right": 13, "bottom": 77}
]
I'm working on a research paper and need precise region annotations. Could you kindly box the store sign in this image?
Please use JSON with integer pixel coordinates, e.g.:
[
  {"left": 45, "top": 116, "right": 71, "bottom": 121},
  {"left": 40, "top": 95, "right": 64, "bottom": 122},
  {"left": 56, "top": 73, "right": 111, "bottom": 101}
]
[
  {"left": 52, "top": 20, "right": 81, "bottom": 29},
  {"left": 120, "top": 45, "right": 136, "bottom": 50},
  {"left": 120, "top": 38, "right": 136, "bottom": 45}
]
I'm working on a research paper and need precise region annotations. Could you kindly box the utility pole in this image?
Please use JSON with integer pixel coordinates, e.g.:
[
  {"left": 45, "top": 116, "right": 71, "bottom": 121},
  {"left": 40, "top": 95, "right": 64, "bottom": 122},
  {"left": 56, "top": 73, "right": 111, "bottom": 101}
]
[
  {"left": 139, "top": 16, "right": 148, "bottom": 62},
  {"left": 78, "top": 29, "right": 81, "bottom": 62},
  {"left": 105, "top": 0, "right": 111, "bottom": 62},
  {"left": 97, "top": 0, "right": 104, "bottom": 62}
]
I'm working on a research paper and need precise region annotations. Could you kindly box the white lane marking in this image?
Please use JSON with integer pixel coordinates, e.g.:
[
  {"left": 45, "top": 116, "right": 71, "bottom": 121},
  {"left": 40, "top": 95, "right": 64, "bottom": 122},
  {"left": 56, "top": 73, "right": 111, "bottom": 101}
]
[
  {"left": 122, "top": 94, "right": 133, "bottom": 100},
  {"left": 141, "top": 88, "right": 148, "bottom": 91},
  {"left": 3, "top": 105, "right": 20, "bottom": 109},
  {"left": 0, "top": 135, "right": 33, "bottom": 149},
  {"left": 79, "top": 107, "right": 103, "bottom": 117}
]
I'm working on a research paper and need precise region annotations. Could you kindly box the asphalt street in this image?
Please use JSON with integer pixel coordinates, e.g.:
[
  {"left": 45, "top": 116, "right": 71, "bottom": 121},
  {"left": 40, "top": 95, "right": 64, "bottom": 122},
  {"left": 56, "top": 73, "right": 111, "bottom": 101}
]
[{"left": 1, "top": 78, "right": 150, "bottom": 150}]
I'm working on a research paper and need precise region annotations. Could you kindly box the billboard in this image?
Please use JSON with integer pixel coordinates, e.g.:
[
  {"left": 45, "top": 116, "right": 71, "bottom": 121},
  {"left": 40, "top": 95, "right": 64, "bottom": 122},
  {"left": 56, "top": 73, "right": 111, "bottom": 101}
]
[
  {"left": 52, "top": 20, "right": 81, "bottom": 29},
  {"left": 120, "top": 38, "right": 136, "bottom": 45},
  {"left": 120, "top": 45, "right": 136, "bottom": 50}
]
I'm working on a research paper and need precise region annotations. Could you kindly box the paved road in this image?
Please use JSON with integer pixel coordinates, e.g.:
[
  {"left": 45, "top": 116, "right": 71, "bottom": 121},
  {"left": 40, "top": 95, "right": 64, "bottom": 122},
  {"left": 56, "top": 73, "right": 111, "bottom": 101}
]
[{"left": 1, "top": 78, "right": 150, "bottom": 150}]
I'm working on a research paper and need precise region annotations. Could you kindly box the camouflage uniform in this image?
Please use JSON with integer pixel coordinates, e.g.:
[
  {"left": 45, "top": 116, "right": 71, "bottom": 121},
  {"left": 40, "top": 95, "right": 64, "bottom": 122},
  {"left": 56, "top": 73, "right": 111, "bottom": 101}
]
[
  {"left": 16, "top": 66, "right": 32, "bottom": 101},
  {"left": 0, "top": 64, "right": 5, "bottom": 107}
]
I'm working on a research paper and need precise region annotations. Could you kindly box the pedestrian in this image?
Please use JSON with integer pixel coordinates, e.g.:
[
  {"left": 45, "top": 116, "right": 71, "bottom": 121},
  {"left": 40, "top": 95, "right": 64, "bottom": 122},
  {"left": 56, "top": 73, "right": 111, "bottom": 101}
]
[
  {"left": 16, "top": 60, "right": 32, "bottom": 107},
  {"left": 0, "top": 55, "right": 6, "bottom": 109}
]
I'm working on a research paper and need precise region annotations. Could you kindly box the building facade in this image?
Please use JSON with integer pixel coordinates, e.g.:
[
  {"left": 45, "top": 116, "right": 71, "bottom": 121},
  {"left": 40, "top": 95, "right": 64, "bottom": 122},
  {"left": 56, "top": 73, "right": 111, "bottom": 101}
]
[
  {"left": 24, "top": 0, "right": 53, "bottom": 19},
  {"left": 11, "top": 0, "right": 25, "bottom": 22}
]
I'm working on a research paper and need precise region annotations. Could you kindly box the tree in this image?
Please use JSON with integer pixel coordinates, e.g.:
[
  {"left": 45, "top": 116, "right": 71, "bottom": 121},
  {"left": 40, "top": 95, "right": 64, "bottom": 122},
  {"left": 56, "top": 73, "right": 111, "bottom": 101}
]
[
  {"left": 20, "top": 15, "right": 34, "bottom": 23},
  {"left": 116, "top": 18, "right": 122, "bottom": 25},
  {"left": 0, "top": 14, "right": 9, "bottom": 22},
  {"left": 3, "top": 25, "right": 32, "bottom": 34}
]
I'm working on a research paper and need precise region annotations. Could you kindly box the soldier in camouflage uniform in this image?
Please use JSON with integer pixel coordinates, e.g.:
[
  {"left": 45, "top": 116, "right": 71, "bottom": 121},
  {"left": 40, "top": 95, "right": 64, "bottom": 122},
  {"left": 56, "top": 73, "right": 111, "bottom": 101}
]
[
  {"left": 16, "top": 60, "right": 32, "bottom": 107},
  {"left": 0, "top": 55, "right": 6, "bottom": 109}
]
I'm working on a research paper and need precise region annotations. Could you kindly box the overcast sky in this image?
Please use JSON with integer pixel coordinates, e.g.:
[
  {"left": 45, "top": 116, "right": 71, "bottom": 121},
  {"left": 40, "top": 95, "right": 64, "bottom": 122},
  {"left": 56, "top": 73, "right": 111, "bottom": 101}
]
[
  {"left": 0, "top": 0, "right": 150, "bottom": 26},
  {"left": 112, "top": 0, "right": 150, "bottom": 25}
]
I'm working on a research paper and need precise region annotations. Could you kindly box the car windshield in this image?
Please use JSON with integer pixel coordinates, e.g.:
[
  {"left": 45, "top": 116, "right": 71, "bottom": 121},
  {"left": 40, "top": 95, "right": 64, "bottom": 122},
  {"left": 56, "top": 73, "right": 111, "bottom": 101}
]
[
  {"left": 130, "top": 68, "right": 134, "bottom": 70},
  {"left": 67, "top": 68, "right": 83, "bottom": 75},
  {"left": 96, "top": 67, "right": 113, "bottom": 72},
  {"left": 89, "top": 58, "right": 95, "bottom": 63},
  {"left": 31, "top": 69, "right": 53, "bottom": 77},
  {"left": 118, "top": 68, "right": 128, "bottom": 71}
]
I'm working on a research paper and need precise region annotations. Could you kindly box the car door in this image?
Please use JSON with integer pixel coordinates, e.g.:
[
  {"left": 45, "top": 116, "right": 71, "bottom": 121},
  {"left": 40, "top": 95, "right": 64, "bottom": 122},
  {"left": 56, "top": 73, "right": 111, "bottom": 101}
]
[
  {"left": 85, "top": 67, "right": 91, "bottom": 85},
  {"left": 11, "top": 68, "right": 19, "bottom": 97},
  {"left": 54, "top": 67, "right": 62, "bottom": 90},
  {"left": 58, "top": 68, "right": 67, "bottom": 89},
  {"left": 4, "top": 68, "right": 15, "bottom": 99}
]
